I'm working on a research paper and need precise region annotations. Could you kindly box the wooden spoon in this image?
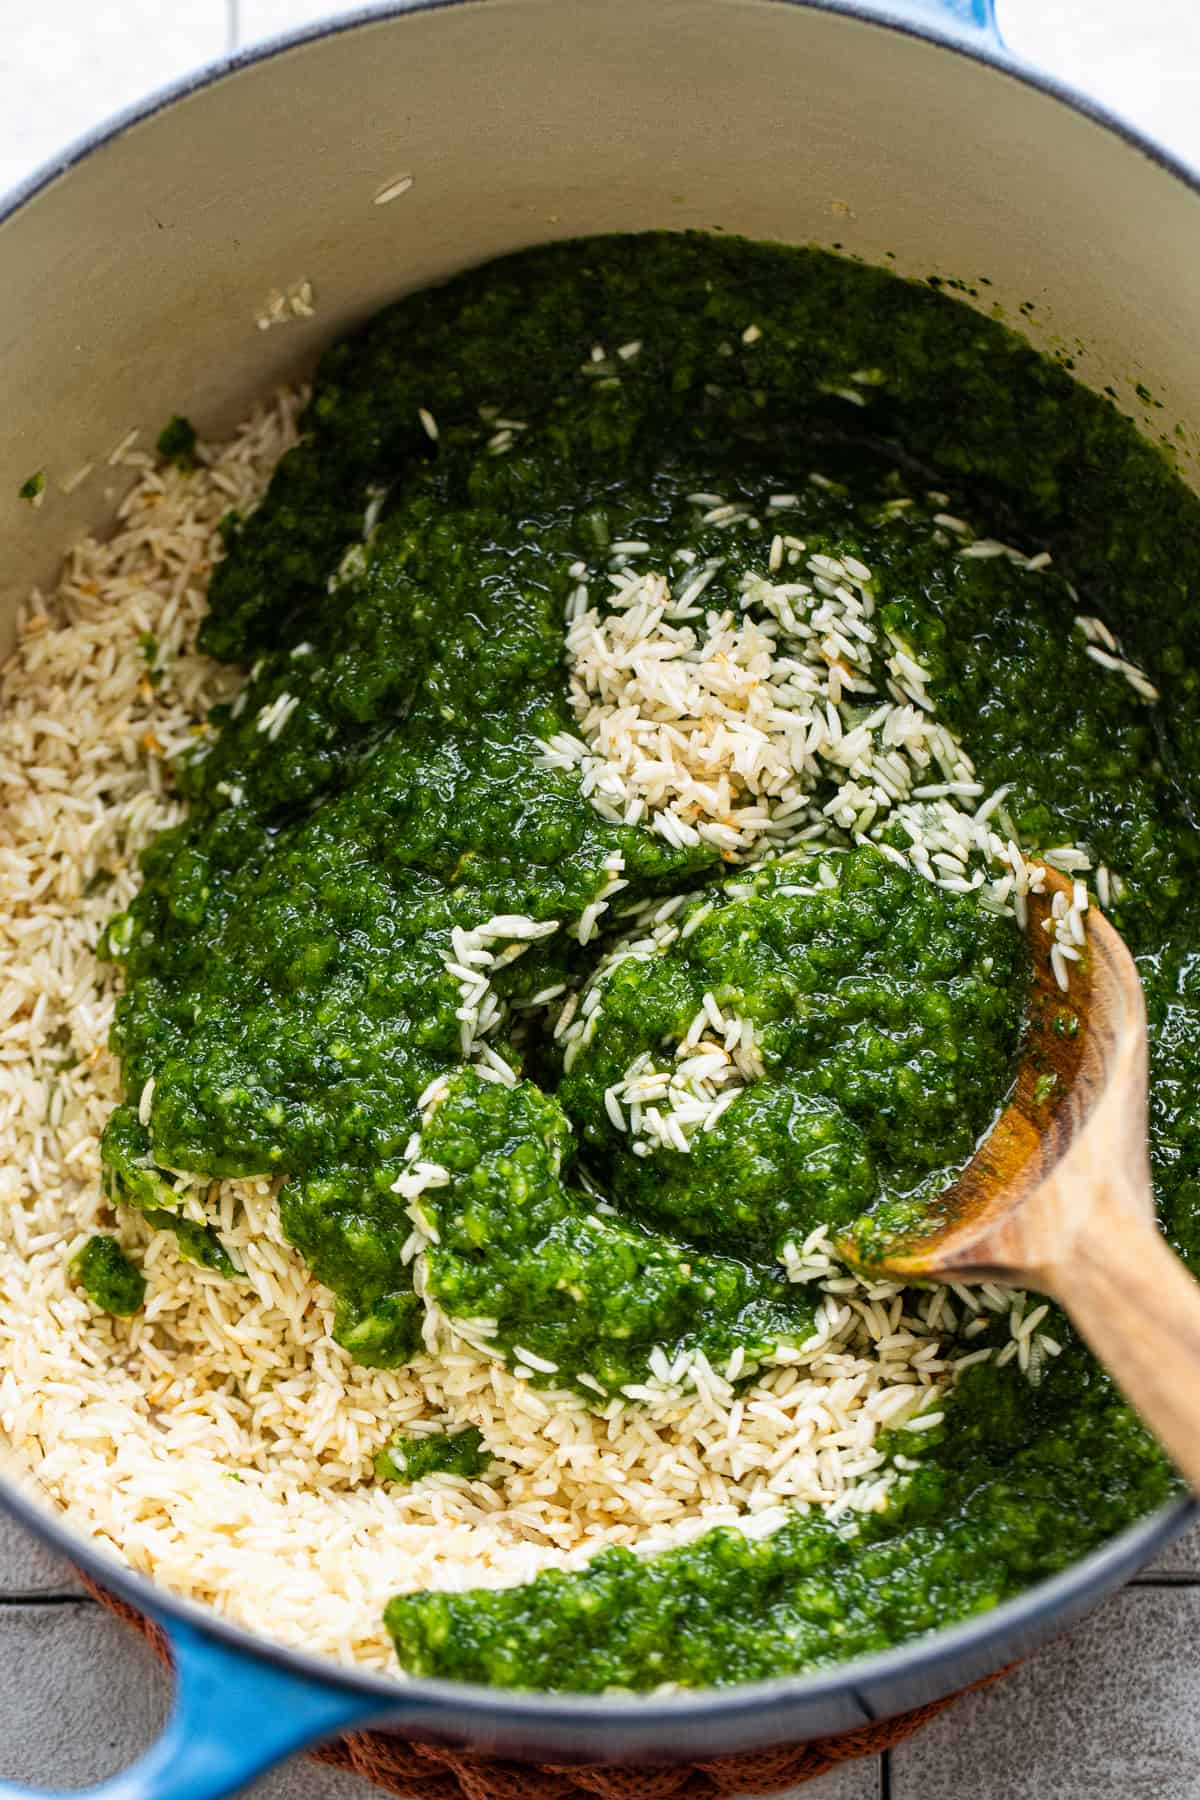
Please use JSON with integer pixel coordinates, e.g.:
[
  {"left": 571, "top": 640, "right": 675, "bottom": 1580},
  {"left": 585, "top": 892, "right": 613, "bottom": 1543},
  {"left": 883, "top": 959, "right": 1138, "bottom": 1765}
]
[{"left": 843, "top": 864, "right": 1200, "bottom": 1489}]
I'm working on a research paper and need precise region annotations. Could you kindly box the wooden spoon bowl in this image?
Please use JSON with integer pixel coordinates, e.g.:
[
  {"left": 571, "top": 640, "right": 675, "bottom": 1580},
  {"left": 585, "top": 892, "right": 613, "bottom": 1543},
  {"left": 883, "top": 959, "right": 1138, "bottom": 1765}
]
[{"left": 842, "top": 865, "right": 1200, "bottom": 1488}]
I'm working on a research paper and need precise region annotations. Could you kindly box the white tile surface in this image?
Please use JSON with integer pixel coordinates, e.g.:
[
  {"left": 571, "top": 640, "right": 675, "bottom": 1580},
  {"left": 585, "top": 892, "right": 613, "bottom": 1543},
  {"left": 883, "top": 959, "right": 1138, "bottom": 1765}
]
[
  {"left": 0, "top": 1604, "right": 167, "bottom": 1789},
  {"left": 0, "top": 4, "right": 1198, "bottom": 1799},
  {"left": 0, "top": 1512, "right": 82, "bottom": 1598},
  {"left": 892, "top": 1587, "right": 1200, "bottom": 1799},
  {"left": 1000, "top": 0, "right": 1200, "bottom": 164},
  {"left": 0, "top": 2, "right": 228, "bottom": 195}
]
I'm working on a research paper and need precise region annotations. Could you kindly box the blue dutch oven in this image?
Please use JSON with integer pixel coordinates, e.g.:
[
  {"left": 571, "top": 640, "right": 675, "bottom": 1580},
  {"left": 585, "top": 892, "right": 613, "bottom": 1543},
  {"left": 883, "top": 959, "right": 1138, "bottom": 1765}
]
[{"left": 0, "top": 1, "right": 1196, "bottom": 1793}]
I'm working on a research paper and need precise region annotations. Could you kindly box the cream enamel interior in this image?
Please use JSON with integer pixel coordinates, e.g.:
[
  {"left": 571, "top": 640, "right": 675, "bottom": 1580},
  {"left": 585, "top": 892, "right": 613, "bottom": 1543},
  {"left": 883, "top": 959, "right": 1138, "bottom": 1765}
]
[{"left": 3, "top": 0, "right": 1200, "bottom": 648}]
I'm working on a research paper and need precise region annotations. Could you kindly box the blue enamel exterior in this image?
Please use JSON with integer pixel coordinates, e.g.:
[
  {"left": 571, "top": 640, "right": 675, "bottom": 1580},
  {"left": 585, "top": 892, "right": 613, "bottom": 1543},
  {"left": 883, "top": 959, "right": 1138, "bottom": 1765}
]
[
  {"left": 0, "top": 1621, "right": 385, "bottom": 1800},
  {"left": 0, "top": 0, "right": 1195, "bottom": 1793}
]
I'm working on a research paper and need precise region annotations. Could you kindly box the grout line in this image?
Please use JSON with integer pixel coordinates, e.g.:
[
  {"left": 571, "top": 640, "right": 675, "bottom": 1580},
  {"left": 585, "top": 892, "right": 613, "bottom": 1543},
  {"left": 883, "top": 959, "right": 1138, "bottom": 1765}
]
[
  {"left": 880, "top": 1746, "right": 892, "bottom": 1800},
  {"left": 850, "top": 1685, "right": 879, "bottom": 1722},
  {"left": 1128, "top": 1573, "right": 1200, "bottom": 1587},
  {"left": 0, "top": 1592, "right": 95, "bottom": 1608}
]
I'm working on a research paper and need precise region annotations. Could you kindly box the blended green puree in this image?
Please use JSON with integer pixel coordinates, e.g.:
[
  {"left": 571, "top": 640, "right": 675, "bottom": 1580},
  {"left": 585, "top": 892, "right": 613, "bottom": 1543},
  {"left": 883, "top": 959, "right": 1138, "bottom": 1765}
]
[
  {"left": 72, "top": 1236, "right": 146, "bottom": 1316},
  {"left": 100, "top": 235, "right": 1200, "bottom": 1691},
  {"left": 375, "top": 1425, "right": 491, "bottom": 1486}
]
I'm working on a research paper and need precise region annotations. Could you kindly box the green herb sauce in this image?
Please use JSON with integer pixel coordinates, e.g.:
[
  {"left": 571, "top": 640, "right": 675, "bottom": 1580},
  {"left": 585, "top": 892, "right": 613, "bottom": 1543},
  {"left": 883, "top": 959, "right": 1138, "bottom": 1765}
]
[
  {"left": 72, "top": 1235, "right": 146, "bottom": 1316},
  {"left": 100, "top": 233, "right": 1200, "bottom": 1691},
  {"left": 557, "top": 851, "right": 1024, "bottom": 1262},
  {"left": 375, "top": 1425, "right": 491, "bottom": 1485},
  {"left": 156, "top": 415, "right": 199, "bottom": 471}
]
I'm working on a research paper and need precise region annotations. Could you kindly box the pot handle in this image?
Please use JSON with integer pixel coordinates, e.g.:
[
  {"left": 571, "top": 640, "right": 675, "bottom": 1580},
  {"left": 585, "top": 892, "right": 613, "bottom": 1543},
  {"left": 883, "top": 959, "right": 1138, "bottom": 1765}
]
[
  {"left": 886, "top": 0, "right": 1000, "bottom": 41},
  {"left": 0, "top": 1612, "right": 385, "bottom": 1800}
]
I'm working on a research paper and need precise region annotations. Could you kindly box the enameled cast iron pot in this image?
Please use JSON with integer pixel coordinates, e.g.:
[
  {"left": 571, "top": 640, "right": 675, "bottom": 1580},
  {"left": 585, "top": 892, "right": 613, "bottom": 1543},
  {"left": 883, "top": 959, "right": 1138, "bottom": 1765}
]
[{"left": 2, "top": 1, "right": 1197, "bottom": 1792}]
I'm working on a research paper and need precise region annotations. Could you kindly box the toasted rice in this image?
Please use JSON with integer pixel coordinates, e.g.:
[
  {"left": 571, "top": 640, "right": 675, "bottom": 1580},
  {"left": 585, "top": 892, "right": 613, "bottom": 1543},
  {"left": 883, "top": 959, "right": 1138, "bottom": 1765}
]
[{"left": 0, "top": 395, "right": 1057, "bottom": 1672}]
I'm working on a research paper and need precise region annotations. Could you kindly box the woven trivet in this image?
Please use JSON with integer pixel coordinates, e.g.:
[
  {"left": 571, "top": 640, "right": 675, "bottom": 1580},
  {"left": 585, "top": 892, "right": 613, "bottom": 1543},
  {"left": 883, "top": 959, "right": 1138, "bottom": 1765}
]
[{"left": 79, "top": 1570, "right": 1012, "bottom": 1797}]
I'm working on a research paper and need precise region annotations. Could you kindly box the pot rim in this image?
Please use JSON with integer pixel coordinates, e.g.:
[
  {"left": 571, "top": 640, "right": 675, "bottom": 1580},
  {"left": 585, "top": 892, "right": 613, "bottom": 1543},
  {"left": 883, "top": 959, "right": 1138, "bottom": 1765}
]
[
  {"left": 0, "top": 0, "right": 1196, "bottom": 1728},
  {"left": 5, "top": 1467, "right": 1192, "bottom": 1722},
  {"left": 5, "top": 0, "right": 1200, "bottom": 233}
]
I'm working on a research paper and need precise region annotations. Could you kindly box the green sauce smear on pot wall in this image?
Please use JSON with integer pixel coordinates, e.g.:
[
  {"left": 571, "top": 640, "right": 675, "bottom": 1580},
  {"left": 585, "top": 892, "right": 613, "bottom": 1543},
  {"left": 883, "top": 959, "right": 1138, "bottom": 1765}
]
[{"left": 100, "top": 234, "right": 1200, "bottom": 1691}]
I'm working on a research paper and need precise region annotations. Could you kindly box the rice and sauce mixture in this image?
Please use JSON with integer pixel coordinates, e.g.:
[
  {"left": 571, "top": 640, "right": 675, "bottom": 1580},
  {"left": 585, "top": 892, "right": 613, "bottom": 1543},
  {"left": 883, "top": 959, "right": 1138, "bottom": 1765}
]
[{"left": 1, "top": 234, "right": 1196, "bottom": 1690}]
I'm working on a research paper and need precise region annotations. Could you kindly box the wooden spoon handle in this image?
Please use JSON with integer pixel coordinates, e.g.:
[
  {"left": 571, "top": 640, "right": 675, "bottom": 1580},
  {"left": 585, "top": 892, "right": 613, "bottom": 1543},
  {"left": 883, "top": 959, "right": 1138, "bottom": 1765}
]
[{"left": 1049, "top": 1183, "right": 1200, "bottom": 1492}]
